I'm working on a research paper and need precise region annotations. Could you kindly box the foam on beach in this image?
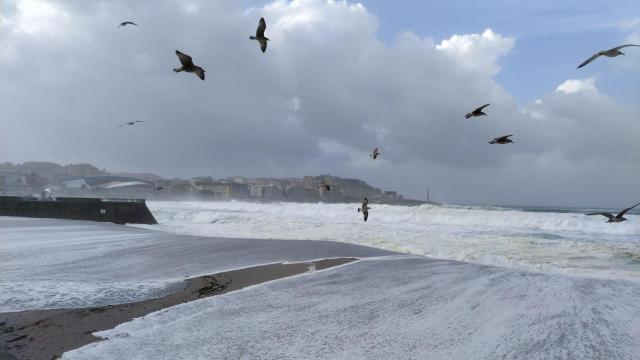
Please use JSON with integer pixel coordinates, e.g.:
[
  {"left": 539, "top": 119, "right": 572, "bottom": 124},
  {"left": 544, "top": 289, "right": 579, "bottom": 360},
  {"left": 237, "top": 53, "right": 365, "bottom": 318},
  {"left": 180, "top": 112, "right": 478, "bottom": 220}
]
[
  {"left": 63, "top": 256, "right": 640, "bottom": 360},
  {"left": 0, "top": 218, "right": 392, "bottom": 312}
]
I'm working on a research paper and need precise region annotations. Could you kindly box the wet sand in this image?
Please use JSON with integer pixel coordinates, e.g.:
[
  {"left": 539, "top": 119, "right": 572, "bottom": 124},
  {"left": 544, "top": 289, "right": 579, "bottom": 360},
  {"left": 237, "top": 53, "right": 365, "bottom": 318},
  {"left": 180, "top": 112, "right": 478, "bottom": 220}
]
[{"left": 0, "top": 258, "right": 355, "bottom": 360}]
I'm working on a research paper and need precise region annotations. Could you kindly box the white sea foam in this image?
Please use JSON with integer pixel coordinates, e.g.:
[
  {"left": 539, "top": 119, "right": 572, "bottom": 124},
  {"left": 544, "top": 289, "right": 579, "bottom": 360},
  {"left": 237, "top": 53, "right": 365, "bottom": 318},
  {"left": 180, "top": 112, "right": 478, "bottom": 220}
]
[
  {"left": 139, "top": 201, "right": 640, "bottom": 279},
  {"left": 0, "top": 217, "right": 390, "bottom": 311},
  {"left": 63, "top": 257, "right": 640, "bottom": 360}
]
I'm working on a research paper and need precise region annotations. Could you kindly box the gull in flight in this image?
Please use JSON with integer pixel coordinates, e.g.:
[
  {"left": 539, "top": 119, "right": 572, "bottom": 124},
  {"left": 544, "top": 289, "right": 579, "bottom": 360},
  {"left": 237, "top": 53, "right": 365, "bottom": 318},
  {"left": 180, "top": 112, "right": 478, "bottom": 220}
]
[
  {"left": 249, "top": 18, "right": 269, "bottom": 53},
  {"left": 370, "top": 147, "right": 380, "bottom": 160},
  {"left": 173, "top": 50, "right": 205, "bottom": 80},
  {"left": 465, "top": 104, "right": 490, "bottom": 119},
  {"left": 119, "top": 21, "right": 138, "bottom": 28},
  {"left": 587, "top": 202, "right": 640, "bottom": 223},
  {"left": 118, "top": 120, "right": 144, "bottom": 128},
  {"left": 577, "top": 44, "right": 639, "bottom": 68},
  {"left": 489, "top": 135, "right": 514, "bottom": 144},
  {"left": 357, "top": 198, "right": 370, "bottom": 222}
]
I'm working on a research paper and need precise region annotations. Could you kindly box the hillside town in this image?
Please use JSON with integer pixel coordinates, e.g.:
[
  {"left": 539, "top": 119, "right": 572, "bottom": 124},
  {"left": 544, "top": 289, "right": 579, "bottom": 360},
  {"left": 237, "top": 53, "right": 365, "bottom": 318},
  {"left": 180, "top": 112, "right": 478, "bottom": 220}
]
[{"left": 0, "top": 162, "right": 430, "bottom": 205}]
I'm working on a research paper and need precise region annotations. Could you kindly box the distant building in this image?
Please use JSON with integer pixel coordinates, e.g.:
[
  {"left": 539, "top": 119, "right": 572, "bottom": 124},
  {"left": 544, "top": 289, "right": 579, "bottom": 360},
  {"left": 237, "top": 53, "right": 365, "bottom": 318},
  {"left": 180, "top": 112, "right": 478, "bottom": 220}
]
[
  {"left": 303, "top": 176, "right": 315, "bottom": 188},
  {"left": 62, "top": 178, "right": 90, "bottom": 190},
  {"left": 250, "top": 184, "right": 284, "bottom": 200},
  {"left": 192, "top": 178, "right": 218, "bottom": 192},
  {"left": 193, "top": 179, "right": 249, "bottom": 199},
  {"left": 384, "top": 191, "right": 397, "bottom": 199},
  {"left": 250, "top": 184, "right": 264, "bottom": 198},
  {"left": 60, "top": 176, "right": 153, "bottom": 197},
  {"left": 227, "top": 176, "right": 246, "bottom": 184},
  {"left": 64, "top": 163, "right": 102, "bottom": 177},
  {"left": 285, "top": 186, "right": 320, "bottom": 202}
]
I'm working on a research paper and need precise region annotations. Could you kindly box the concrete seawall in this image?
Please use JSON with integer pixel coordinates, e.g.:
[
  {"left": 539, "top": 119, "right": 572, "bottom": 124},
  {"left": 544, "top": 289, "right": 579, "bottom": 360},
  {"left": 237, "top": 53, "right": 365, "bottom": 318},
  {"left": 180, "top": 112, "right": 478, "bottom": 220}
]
[{"left": 0, "top": 196, "right": 157, "bottom": 225}]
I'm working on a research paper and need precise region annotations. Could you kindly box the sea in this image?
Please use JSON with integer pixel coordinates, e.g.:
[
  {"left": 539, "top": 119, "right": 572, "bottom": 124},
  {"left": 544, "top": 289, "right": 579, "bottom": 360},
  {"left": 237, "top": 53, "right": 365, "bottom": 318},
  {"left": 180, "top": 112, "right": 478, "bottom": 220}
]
[{"left": 138, "top": 201, "right": 640, "bottom": 280}]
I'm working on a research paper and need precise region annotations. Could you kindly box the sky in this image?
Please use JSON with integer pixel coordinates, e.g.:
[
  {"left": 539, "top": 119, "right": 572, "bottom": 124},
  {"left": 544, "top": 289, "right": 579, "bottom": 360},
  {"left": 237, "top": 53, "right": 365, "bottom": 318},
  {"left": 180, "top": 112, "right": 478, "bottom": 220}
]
[{"left": 0, "top": 0, "right": 639, "bottom": 207}]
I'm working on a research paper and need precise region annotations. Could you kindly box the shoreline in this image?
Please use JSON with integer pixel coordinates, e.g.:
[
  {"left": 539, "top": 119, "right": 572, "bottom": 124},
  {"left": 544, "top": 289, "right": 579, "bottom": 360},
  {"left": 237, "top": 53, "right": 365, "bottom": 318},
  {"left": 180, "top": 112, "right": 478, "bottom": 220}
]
[{"left": 0, "top": 258, "right": 355, "bottom": 360}]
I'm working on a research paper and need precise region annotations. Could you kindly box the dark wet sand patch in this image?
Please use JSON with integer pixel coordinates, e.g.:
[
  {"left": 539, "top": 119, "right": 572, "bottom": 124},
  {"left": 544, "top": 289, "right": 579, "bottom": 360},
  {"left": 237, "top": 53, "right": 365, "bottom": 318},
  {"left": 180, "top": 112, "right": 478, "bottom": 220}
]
[{"left": 0, "top": 258, "right": 355, "bottom": 360}]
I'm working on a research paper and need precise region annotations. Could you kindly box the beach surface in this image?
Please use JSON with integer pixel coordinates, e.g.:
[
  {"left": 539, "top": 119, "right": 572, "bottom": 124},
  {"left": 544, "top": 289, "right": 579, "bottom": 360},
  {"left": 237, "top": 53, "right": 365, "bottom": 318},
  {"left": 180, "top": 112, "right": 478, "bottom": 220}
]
[
  {"left": 0, "top": 217, "right": 394, "bottom": 312},
  {"left": 64, "top": 256, "right": 640, "bottom": 360},
  {"left": 2, "top": 217, "right": 640, "bottom": 359},
  {"left": 1, "top": 259, "right": 354, "bottom": 360}
]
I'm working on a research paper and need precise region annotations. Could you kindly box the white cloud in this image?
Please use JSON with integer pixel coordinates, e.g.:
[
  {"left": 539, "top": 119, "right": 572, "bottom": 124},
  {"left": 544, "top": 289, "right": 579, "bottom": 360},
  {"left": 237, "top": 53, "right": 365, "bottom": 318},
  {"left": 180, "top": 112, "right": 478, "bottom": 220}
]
[
  {"left": 436, "top": 29, "right": 516, "bottom": 75},
  {"left": 10, "top": 0, "right": 71, "bottom": 37},
  {"left": 622, "top": 19, "right": 640, "bottom": 71},
  {"left": 555, "top": 78, "right": 597, "bottom": 94},
  {"left": 0, "top": 0, "right": 638, "bottom": 206}
]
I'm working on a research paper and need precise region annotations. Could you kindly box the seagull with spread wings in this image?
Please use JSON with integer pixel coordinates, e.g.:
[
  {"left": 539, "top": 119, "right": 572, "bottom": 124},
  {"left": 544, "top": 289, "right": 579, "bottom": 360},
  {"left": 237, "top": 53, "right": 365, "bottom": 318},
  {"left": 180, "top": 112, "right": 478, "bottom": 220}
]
[
  {"left": 118, "top": 21, "right": 138, "bottom": 28},
  {"left": 370, "top": 147, "right": 380, "bottom": 160},
  {"left": 249, "top": 18, "right": 270, "bottom": 53},
  {"left": 489, "top": 135, "right": 514, "bottom": 144},
  {"left": 587, "top": 202, "right": 640, "bottom": 223},
  {"left": 173, "top": 50, "right": 205, "bottom": 80},
  {"left": 357, "top": 198, "right": 370, "bottom": 222},
  {"left": 577, "top": 44, "right": 639, "bottom": 69},
  {"left": 465, "top": 104, "right": 490, "bottom": 119},
  {"left": 118, "top": 120, "right": 144, "bottom": 128}
]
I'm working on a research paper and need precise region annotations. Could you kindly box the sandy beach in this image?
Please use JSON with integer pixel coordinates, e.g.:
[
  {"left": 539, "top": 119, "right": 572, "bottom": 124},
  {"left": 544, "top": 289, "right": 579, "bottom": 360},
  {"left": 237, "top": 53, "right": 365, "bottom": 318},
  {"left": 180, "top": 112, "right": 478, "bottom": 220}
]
[{"left": 0, "top": 258, "right": 354, "bottom": 360}]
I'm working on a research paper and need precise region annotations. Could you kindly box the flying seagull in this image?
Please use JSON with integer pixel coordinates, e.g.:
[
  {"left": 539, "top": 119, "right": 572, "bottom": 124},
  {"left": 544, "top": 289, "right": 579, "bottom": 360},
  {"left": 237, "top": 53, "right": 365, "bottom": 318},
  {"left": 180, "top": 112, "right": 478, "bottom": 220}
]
[
  {"left": 357, "top": 198, "right": 370, "bottom": 222},
  {"left": 489, "top": 134, "right": 514, "bottom": 144},
  {"left": 119, "top": 21, "right": 138, "bottom": 28},
  {"left": 370, "top": 147, "right": 380, "bottom": 160},
  {"left": 118, "top": 120, "right": 144, "bottom": 128},
  {"left": 173, "top": 50, "right": 205, "bottom": 80},
  {"left": 587, "top": 202, "right": 640, "bottom": 223},
  {"left": 249, "top": 17, "right": 269, "bottom": 53},
  {"left": 577, "top": 44, "right": 639, "bottom": 69},
  {"left": 465, "top": 104, "right": 490, "bottom": 119}
]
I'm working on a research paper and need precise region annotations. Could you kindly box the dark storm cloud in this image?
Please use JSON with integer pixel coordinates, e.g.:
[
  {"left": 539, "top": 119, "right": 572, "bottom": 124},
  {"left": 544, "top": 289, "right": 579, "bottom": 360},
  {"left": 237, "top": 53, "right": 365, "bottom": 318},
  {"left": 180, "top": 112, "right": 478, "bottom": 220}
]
[{"left": 0, "top": 0, "right": 638, "bottom": 206}]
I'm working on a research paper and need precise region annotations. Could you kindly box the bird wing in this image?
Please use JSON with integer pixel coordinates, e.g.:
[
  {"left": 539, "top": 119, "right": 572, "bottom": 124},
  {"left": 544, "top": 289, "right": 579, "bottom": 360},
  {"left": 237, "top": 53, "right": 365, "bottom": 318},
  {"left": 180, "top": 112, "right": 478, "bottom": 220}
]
[
  {"left": 616, "top": 202, "right": 640, "bottom": 218},
  {"left": 258, "top": 38, "right": 268, "bottom": 53},
  {"left": 577, "top": 53, "right": 601, "bottom": 68},
  {"left": 499, "top": 135, "right": 513, "bottom": 140},
  {"left": 134, "top": 120, "right": 144, "bottom": 123},
  {"left": 175, "top": 50, "right": 194, "bottom": 67},
  {"left": 362, "top": 198, "right": 368, "bottom": 208},
  {"left": 587, "top": 212, "right": 615, "bottom": 220},
  {"left": 256, "top": 17, "right": 266, "bottom": 37},
  {"left": 194, "top": 67, "right": 205, "bottom": 80},
  {"left": 363, "top": 211, "right": 368, "bottom": 222},
  {"left": 128, "top": 22, "right": 138, "bottom": 26},
  {"left": 612, "top": 44, "right": 639, "bottom": 51},
  {"left": 118, "top": 122, "right": 127, "bottom": 128},
  {"left": 475, "top": 104, "right": 490, "bottom": 112}
]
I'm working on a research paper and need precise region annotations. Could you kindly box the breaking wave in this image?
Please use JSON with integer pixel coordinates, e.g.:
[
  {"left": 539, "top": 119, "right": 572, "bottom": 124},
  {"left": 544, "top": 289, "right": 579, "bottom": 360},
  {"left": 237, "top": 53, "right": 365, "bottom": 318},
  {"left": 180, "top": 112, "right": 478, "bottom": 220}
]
[{"left": 139, "top": 201, "right": 640, "bottom": 279}]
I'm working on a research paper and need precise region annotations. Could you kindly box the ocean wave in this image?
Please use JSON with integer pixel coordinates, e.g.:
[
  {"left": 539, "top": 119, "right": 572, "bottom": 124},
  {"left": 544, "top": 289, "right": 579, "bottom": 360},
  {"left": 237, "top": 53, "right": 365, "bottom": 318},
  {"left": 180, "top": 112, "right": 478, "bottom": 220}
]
[{"left": 137, "top": 201, "right": 640, "bottom": 279}]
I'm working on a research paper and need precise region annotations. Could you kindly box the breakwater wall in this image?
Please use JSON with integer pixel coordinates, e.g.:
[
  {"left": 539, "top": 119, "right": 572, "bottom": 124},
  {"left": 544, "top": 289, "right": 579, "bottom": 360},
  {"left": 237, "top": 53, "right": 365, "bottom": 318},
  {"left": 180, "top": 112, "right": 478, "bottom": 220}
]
[{"left": 0, "top": 196, "right": 157, "bottom": 225}]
